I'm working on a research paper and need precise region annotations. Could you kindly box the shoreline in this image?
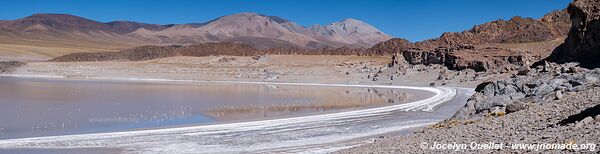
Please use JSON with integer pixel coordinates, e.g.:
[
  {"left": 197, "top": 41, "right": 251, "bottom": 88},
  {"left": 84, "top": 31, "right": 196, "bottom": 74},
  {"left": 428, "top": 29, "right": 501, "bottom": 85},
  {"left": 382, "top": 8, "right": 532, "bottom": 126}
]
[
  {"left": 0, "top": 74, "right": 469, "bottom": 153},
  {"left": 0, "top": 73, "right": 452, "bottom": 95}
]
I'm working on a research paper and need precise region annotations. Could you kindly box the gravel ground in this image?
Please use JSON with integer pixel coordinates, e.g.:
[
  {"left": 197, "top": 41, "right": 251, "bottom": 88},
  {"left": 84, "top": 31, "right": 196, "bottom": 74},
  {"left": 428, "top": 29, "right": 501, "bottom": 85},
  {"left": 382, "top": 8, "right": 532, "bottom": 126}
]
[
  {"left": 338, "top": 87, "right": 600, "bottom": 153},
  {"left": 6, "top": 55, "right": 500, "bottom": 88}
]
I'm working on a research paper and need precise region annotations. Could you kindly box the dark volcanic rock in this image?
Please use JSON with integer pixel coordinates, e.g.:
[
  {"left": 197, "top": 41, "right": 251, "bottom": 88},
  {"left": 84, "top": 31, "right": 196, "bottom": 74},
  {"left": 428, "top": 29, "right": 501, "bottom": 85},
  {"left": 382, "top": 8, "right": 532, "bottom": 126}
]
[
  {"left": 366, "top": 38, "right": 414, "bottom": 55},
  {"left": 50, "top": 43, "right": 261, "bottom": 62},
  {"left": 340, "top": 86, "right": 600, "bottom": 153},
  {"left": 454, "top": 61, "right": 600, "bottom": 119},
  {"left": 121, "top": 45, "right": 180, "bottom": 61},
  {"left": 471, "top": 0, "right": 600, "bottom": 121},
  {"left": 377, "top": 45, "right": 526, "bottom": 72},
  {"left": 548, "top": 0, "right": 600, "bottom": 68},
  {"left": 0, "top": 61, "right": 25, "bottom": 73},
  {"left": 49, "top": 52, "right": 122, "bottom": 62},
  {"left": 50, "top": 45, "right": 181, "bottom": 62},
  {"left": 50, "top": 42, "right": 376, "bottom": 62}
]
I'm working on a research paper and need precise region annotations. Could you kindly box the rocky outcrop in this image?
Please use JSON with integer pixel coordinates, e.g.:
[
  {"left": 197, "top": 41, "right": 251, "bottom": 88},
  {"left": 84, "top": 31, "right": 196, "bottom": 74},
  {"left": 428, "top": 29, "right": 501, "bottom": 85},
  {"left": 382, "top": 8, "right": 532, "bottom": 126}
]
[
  {"left": 369, "top": 9, "right": 569, "bottom": 73},
  {"left": 0, "top": 61, "right": 25, "bottom": 73},
  {"left": 50, "top": 43, "right": 375, "bottom": 62},
  {"left": 453, "top": 0, "right": 600, "bottom": 119},
  {"left": 263, "top": 46, "right": 368, "bottom": 55},
  {"left": 426, "top": 16, "right": 567, "bottom": 46},
  {"left": 454, "top": 62, "right": 599, "bottom": 119},
  {"left": 50, "top": 43, "right": 259, "bottom": 62},
  {"left": 548, "top": 0, "right": 600, "bottom": 68},
  {"left": 367, "top": 38, "right": 414, "bottom": 55},
  {"left": 176, "top": 43, "right": 261, "bottom": 57},
  {"left": 50, "top": 45, "right": 180, "bottom": 62},
  {"left": 379, "top": 44, "right": 526, "bottom": 72},
  {"left": 49, "top": 52, "right": 123, "bottom": 62},
  {"left": 417, "top": 9, "right": 569, "bottom": 47}
]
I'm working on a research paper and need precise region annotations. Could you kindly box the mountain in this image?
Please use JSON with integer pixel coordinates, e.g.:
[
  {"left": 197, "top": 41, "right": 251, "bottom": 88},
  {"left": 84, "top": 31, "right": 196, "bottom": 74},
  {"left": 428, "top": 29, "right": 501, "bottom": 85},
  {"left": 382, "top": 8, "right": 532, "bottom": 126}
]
[
  {"left": 0, "top": 12, "right": 392, "bottom": 60},
  {"left": 106, "top": 21, "right": 167, "bottom": 34},
  {"left": 129, "top": 12, "right": 391, "bottom": 48},
  {"left": 310, "top": 18, "right": 392, "bottom": 47},
  {"left": 0, "top": 14, "right": 147, "bottom": 60},
  {"left": 0, "top": 14, "right": 113, "bottom": 33},
  {"left": 0, "top": 13, "right": 392, "bottom": 60},
  {"left": 132, "top": 12, "right": 322, "bottom": 48}
]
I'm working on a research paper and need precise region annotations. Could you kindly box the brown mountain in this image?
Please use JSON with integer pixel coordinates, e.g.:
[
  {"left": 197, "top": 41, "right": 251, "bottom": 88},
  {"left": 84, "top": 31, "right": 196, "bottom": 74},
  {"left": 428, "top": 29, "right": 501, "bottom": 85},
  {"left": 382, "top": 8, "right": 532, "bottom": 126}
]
[
  {"left": 0, "top": 13, "right": 393, "bottom": 60},
  {"left": 368, "top": 9, "right": 570, "bottom": 72},
  {"left": 105, "top": 21, "right": 167, "bottom": 34},
  {"left": 420, "top": 9, "right": 569, "bottom": 48},
  {"left": 0, "top": 14, "right": 114, "bottom": 33},
  {"left": 370, "top": 9, "right": 570, "bottom": 53},
  {"left": 0, "top": 14, "right": 146, "bottom": 60},
  {"left": 129, "top": 12, "right": 391, "bottom": 48}
]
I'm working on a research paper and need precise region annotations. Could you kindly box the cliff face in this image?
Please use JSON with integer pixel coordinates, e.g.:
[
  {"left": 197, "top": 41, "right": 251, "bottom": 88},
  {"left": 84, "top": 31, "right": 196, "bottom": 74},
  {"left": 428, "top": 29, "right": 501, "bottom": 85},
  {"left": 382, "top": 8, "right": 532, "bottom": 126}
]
[
  {"left": 396, "top": 45, "right": 525, "bottom": 72},
  {"left": 548, "top": 0, "right": 600, "bottom": 68}
]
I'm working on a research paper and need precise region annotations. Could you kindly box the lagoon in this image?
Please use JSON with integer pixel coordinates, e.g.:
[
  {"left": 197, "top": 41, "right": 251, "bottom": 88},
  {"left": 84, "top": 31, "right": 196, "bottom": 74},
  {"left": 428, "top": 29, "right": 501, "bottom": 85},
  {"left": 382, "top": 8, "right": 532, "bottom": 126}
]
[{"left": 0, "top": 77, "right": 430, "bottom": 139}]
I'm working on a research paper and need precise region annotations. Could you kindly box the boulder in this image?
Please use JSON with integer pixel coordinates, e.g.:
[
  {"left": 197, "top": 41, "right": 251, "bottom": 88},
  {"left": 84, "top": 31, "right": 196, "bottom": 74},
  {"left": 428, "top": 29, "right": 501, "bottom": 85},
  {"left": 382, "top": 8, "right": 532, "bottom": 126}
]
[
  {"left": 506, "top": 102, "right": 526, "bottom": 113},
  {"left": 517, "top": 65, "right": 530, "bottom": 75},
  {"left": 548, "top": 0, "right": 600, "bottom": 68},
  {"left": 475, "top": 82, "right": 497, "bottom": 96},
  {"left": 575, "top": 116, "right": 594, "bottom": 128},
  {"left": 452, "top": 63, "right": 600, "bottom": 119},
  {"left": 555, "top": 91, "right": 563, "bottom": 100},
  {"left": 568, "top": 67, "right": 581, "bottom": 73},
  {"left": 534, "top": 84, "right": 554, "bottom": 97}
]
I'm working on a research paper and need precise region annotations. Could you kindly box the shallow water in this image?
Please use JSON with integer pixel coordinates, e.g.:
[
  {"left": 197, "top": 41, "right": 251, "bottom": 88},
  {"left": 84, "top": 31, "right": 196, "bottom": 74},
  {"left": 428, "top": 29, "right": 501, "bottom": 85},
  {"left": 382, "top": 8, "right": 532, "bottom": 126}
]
[{"left": 0, "top": 77, "right": 429, "bottom": 140}]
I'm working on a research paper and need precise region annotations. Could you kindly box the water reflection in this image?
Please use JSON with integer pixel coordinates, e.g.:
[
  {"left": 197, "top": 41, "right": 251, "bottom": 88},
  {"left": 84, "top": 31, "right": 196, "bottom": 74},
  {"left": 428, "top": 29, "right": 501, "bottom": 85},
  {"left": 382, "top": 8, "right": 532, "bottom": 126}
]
[{"left": 0, "top": 77, "right": 428, "bottom": 139}]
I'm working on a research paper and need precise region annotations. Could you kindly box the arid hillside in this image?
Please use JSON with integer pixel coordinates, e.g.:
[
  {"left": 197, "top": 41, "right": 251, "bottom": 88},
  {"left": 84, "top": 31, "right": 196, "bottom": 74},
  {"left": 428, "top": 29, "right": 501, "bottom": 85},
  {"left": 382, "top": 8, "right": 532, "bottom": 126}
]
[
  {"left": 369, "top": 9, "right": 570, "bottom": 72},
  {"left": 0, "top": 13, "right": 393, "bottom": 61}
]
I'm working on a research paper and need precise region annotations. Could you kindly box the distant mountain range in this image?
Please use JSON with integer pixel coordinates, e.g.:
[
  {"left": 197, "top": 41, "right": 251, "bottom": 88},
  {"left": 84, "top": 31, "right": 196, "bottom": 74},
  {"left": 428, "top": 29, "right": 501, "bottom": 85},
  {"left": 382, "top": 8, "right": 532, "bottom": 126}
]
[{"left": 0, "top": 13, "right": 392, "bottom": 49}]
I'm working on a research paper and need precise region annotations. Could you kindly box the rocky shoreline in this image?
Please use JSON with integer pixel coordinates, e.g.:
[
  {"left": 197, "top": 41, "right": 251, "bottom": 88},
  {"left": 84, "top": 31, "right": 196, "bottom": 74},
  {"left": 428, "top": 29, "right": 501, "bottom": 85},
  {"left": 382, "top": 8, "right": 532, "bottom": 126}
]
[
  {"left": 0, "top": 0, "right": 596, "bottom": 153},
  {"left": 340, "top": 0, "right": 600, "bottom": 153},
  {"left": 339, "top": 86, "right": 600, "bottom": 153},
  {"left": 454, "top": 62, "right": 597, "bottom": 119}
]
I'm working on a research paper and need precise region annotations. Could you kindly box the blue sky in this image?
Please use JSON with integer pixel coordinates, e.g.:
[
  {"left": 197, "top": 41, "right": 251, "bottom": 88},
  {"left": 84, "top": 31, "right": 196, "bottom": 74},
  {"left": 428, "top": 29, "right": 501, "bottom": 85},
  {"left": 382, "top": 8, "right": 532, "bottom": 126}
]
[{"left": 0, "top": 0, "right": 571, "bottom": 42}]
